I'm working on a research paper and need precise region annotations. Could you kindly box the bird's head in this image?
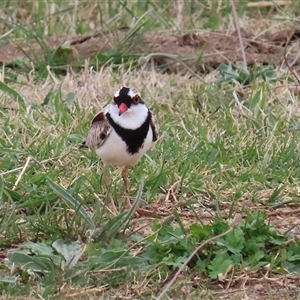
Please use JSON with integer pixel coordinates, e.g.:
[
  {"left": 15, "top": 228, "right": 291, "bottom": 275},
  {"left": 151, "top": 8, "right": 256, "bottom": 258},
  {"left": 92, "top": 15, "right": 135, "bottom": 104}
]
[{"left": 113, "top": 87, "right": 144, "bottom": 116}]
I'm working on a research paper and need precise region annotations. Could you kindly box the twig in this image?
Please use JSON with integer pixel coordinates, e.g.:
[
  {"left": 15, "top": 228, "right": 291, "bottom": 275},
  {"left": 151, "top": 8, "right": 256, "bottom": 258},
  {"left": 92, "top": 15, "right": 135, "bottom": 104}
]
[
  {"left": 67, "top": 286, "right": 109, "bottom": 297},
  {"left": 12, "top": 156, "right": 31, "bottom": 190},
  {"left": 156, "top": 226, "right": 235, "bottom": 300},
  {"left": 283, "top": 34, "right": 300, "bottom": 85},
  {"left": 46, "top": 65, "right": 59, "bottom": 84},
  {"left": 0, "top": 29, "right": 13, "bottom": 40},
  {"left": 165, "top": 179, "right": 181, "bottom": 204},
  {"left": 268, "top": 207, "right": 300, "bottom": 216},
  {"left": 136, "top": 207, "right": 229, "bottom": 219},
  {"left": 247, "top": 0, "right": 292, "bottom": 8},
  {"left": 1, "top": 156, "right": 62, "bottom": 176},
  {"left": 230, "top": 0, "right": 247, "bottom": 70}
]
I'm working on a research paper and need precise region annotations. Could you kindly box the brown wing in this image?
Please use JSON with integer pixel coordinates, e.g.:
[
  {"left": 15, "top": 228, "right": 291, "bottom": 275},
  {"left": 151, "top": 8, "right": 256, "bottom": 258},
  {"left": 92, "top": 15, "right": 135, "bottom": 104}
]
[
  {"left": 81, "top": 111, "right": 112, "bottom": 149},
  {"left": 150, "top": 111, "right": 158, "bottom": 142}
]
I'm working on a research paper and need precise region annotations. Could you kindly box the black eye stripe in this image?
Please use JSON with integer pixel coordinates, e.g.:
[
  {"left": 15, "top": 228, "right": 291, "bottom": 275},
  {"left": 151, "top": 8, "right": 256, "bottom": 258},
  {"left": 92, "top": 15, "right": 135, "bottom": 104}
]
[{"left": 113, "top": 88, "right": 144, "bottom": 107}]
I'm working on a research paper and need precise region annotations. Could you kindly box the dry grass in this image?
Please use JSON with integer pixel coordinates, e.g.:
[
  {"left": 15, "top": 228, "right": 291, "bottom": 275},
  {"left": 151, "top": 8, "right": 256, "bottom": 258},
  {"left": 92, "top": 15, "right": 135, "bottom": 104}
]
[{"left": 2, "top": 65, "right": 192, "bottom": 108}]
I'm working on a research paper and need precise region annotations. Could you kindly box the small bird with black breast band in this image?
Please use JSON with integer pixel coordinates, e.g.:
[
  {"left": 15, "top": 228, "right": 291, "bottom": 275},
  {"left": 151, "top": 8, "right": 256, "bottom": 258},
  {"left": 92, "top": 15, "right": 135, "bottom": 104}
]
[{"left": 81, "top": 86, "right": 158, "bottom": 214}]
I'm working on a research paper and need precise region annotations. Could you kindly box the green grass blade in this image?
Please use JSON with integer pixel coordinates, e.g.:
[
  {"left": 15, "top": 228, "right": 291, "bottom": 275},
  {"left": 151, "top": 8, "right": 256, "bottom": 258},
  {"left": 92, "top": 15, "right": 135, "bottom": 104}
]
[
  {"left": 88, "top": 180, "right": 144, "bottom": 241},
  {"left": 122, "top": 179, "right": 144, "bottom": 230},
  {"left": 0, "top": 176, "right": 3, "bottom": 200},
  {"left": 47, "top": 178, "right": 95, "bottom": 229},
  {"left": 0, "top": 81, "right": 26, "bottom": 109}
]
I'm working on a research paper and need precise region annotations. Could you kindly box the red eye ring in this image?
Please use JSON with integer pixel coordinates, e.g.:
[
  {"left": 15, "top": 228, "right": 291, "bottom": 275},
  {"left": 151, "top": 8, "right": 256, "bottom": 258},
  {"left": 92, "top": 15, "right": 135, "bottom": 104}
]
[{"left": 132, "top": 95, "right": 139, "bottom": 104}]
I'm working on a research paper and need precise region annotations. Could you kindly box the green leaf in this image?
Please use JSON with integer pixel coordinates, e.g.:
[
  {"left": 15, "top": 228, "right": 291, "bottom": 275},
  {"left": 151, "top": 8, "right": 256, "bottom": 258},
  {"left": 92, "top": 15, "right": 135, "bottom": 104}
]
[
  {"left": 65, "top": 92, "right": 77, "bottom": 107},
  {"left": 20, "top": 241, "right": 54, "bottom": 256},
  {"left": 7, "top": 252, "right": 56, "bottom": 274},
  {"left": 248, "top": 250, "right": 265, "bottom": 264},
  {"left": 47, "top": 178, "right": 95, "bottom": 229},
  {"left": 2, "top": 188, "right": 22, "bottom": 203},
  {"left": 208, "top": 253, "right": 233, "bottom": 279},
  {"left": 217, "top": 228, "right": 245, "bottom": 255},
  {"left": 52, "top": 239, "right": 83, "bottom": 269},
  {"left": 190, "top": 224, "right": 211, "bottom": 241},
  {"left": 249, "top": 89, "right": 263, "bottom": 113},
  {"left": 7, "top": 242, "right": 62, "bottom": 268},
  {"left": 282, "top": 262, "right": 300, "bottom": 274},
  {"left": 41, "top": 91, "right": 53, "bottom": 106}
]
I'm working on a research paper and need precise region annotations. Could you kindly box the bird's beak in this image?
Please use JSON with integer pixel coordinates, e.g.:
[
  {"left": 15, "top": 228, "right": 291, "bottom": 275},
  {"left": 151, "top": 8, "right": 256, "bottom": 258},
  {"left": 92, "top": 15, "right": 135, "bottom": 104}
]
[{"left": 118, "top": 103, "right": 128, "bottom": 116}]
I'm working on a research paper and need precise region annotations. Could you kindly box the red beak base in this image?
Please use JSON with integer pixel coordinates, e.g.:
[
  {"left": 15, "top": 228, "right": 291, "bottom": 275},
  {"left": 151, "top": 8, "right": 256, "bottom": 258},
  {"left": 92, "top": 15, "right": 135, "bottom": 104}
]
[{"left": 119, "top": 103, "right": 128, "bottom": 116}]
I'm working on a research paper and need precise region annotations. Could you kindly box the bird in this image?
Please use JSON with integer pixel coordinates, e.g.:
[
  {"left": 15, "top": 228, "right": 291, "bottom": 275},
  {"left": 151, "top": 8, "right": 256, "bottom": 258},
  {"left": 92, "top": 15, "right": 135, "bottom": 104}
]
[{"left": 81, "top": 86, "right": 158, "bottom": 214}]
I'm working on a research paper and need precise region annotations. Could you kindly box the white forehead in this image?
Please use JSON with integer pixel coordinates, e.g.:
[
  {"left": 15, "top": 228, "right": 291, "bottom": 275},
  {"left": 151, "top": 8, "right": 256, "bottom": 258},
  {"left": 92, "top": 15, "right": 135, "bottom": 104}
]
[{"left": 114, "top": 87, "right": 138, "bottom": 98}]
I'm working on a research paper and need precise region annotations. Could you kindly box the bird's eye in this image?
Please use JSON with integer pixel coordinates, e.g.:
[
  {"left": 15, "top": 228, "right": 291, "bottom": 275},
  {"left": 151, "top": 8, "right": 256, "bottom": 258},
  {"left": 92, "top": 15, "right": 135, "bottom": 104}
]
[{"left": 132, "top": 95, "right": 139, "bottom": 104}]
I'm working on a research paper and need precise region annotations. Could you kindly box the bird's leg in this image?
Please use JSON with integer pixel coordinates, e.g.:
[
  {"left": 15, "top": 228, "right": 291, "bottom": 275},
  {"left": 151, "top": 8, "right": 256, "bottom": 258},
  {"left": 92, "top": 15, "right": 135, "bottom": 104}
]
[
  {"left": 122, "top": 166, "right": 131, "bottom": 209},
  {"left": 122, "top": 166, "right": 129, "bottom": 194},
  {"left": 103, "top": 165, "right": 118, "bottom": 215}
]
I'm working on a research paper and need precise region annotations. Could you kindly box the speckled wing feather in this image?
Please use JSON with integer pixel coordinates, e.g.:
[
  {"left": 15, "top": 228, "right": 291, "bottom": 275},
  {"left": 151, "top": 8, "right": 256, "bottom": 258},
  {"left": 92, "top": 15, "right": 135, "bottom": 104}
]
[
  {"left": 82, "top": 111, "right": 112, "bottom": 149},
  {"left": 150, "top": 111, "right": 158, "bottom": 142}
]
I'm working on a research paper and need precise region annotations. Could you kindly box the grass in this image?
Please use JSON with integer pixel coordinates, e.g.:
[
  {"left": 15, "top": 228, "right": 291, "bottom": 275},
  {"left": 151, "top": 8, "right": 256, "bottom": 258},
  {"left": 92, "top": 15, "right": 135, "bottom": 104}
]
[{"left": 1, "top": 0, "right": 300, "bottom": 299}]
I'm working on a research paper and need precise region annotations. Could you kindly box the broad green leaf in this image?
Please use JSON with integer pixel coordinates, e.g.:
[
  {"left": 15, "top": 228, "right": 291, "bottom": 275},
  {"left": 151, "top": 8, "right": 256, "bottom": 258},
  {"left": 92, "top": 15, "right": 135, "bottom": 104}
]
[
  {"left": 190, "top": 224, "right": 211, "bottom": 241},
  {"left": 217, "top": 228, "right": 245, "bottom": 255},
  {"left": 52, "top": 239, "right": 83, "bottom": 269},
  {"left": 208, "top": 254, "right": 233, "bottom": 279},
  {"left": 20, "top": 241, "right": 54, "bottom": 256},
  {"left": 65, "top": 92, "right": 77, "bottom": 107},
  {"left": 282, "top": 262, "right": 300, "bottom": 274},
  {"left": 7, "top": 242, "right": 62, "bottom": 269},
  {"left": 7, "top": 252, "right": 55, "bottom": 273}
]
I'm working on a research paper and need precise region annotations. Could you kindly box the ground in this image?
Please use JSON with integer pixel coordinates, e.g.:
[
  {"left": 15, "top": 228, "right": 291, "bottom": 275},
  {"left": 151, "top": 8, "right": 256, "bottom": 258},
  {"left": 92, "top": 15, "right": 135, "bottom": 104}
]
[{"left": 1, "top": 28, "right": 300, "bottom": 73}]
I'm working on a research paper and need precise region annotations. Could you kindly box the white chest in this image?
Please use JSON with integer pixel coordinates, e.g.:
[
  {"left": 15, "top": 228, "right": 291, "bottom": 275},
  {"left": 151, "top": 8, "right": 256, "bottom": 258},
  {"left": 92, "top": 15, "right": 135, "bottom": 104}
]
[{"left": 95, "top": 127, "right": 153, "bottom": 166}]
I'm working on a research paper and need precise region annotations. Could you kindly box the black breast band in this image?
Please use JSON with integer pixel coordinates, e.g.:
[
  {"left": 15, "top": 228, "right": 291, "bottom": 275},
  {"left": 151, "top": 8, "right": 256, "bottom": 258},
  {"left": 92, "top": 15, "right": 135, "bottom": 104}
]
[{"left": 106, "top": 112, "right": 151, "bottom": 155}]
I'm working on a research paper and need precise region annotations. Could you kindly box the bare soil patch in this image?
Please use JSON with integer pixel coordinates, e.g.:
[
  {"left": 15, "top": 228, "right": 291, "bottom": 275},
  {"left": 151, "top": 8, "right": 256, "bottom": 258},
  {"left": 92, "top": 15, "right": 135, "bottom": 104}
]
[{"left": 1, "top": 28, "right": 300, "bottom": 72}]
